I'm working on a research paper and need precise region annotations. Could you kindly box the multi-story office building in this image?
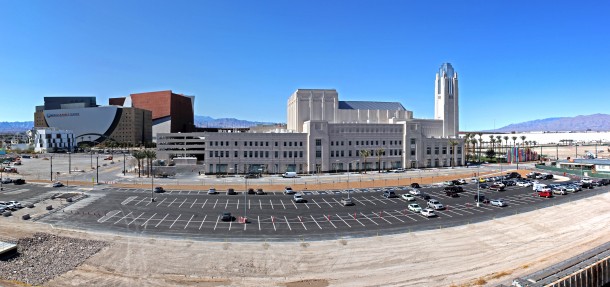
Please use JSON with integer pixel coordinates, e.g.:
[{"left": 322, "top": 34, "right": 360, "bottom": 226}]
[
  {"left": 32, "top": 128, "right": 75, "bottom": 153},
  {"left": 34, "top": 97, "right": 152, "bottom": 146},
  {"left": 157, "top": 63, "right": 465, "bottom": 173}
]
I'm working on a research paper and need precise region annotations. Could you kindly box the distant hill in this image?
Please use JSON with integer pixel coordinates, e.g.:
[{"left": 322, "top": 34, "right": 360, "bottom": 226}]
[
  {"left": 491, "top": 114, "right": 610, "bottom": 132},
  {"left": 0, "top": 121, "right": 33, "bottom": 133},
  {"left": 194, "top": 115, "right": 277, "bottom": 128}
]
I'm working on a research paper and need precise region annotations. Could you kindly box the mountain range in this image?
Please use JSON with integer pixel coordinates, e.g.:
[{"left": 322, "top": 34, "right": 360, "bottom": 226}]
[
  {"left": 0, "top": 116, "right": 276, "bottom": 133},
  {"left": 2, "top": 113, "right": 609, "bottom": 133},
  {"left": 490, "top": 113, "right": 610, "bottom": 132}
]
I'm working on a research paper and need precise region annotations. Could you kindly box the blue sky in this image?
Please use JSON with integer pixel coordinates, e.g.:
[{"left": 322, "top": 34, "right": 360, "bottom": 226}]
[{"left": 1, "top": 1, "right": 608, "bottom": 131}]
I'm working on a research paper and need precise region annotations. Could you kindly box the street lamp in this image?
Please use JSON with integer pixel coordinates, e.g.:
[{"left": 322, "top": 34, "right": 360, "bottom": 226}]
[
  {"left": 50, "top": 155, "right": 53, "bottom": 182},
  {"left": 96, "top": 156, "right": 99, "bottom": 184},
  {"left": 123, "top": 153, "right": 126, "bottom": 175},
  {"left": 476, "top": 164, "right": 481, "bottom": 207},
  {"left": 556, "top": 144, "right": 559, "bottom": 162},
  {"left": 151, "top": 164, "right": 155, "bottom": 202}
]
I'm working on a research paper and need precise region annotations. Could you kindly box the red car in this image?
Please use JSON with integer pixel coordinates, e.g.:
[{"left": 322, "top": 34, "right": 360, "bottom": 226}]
[{"left": 538, "top": 191, "right": 552, "bottom": 198}]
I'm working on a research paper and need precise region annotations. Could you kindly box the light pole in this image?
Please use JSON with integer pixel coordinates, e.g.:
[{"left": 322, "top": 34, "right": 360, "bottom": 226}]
[
  {"left": 1, "top": 168, "right": 4, "bottom": 191},
  {"left": 123, "top": 153, "right": 126, "bottom": 175},
  {"left": 68, "top": 152, "right": 71, "bottom": 174},
  {"left": 96, "top": 156, "right": 99, "bottom": 184},
  {"left": 556, "top": 144, "right": 559, "bottom": 161},
  {"left": 476, "top": 164, "right": 480, "bottom": 207},
  {"left": 50, "top": 155, "right": 53, "bottom": 182},
  {"left": 575, "top": 144, "right": 578, "bottom": 159},
  {"left": 244, "top": 176, "right": 248, "bottom": 221},
  {"left": 151, "top": 164, "right": 155, "bottom": 202}
]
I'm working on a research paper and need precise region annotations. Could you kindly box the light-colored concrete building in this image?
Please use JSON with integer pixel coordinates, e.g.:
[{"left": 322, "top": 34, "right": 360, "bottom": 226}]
[
  {"left": 33, "top": 128, "right": 75, "bottom": 153},
  {"left": 157, "top": 63, "right": 465, "bottom": 173}
]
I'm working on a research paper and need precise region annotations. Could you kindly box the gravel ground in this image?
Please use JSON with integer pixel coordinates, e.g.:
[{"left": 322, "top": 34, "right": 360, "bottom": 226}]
[{"left": 0, "top": 233, "right": 108, "bottom": 286}]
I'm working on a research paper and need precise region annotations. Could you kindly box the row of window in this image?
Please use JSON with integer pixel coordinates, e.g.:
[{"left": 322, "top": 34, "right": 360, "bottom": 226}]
[
  {"left": 329, "top": 149, "right": 404, "bottom": 158},
  {"left": 208, "top": 141, "right": 305, "bottom": 147},
  {"left": 425, "top": 146, "right": 462, "bottom": 155},
  {"left": 209, "top": 150, "right": 304, "bottom": 159},
  {"left": 330, "top": 140, "right": 402, "bottom": 146}
]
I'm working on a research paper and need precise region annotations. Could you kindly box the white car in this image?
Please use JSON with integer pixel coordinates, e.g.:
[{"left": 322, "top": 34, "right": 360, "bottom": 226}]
[
  {"left": 493, "top": 182, "right": 506, "bottom": 188},
  {"left": 207, "top": 188, "right": 218, "bottom": 194},
  {"left": 407, "top": 203, "right": 422, "bottom": 212},
  {"left": 581, "top": 177, "right": 593, "bottom": 184},
  {"left": 420, "top": 208, "right": 436, "bottom": 217},
  {"left": 427, "top": 199, "right": 444, "bottom": 210},
  {"left": 490, "top": 199, "right": 506, "bottom": 207},
  {"left": 52, "top": 182, "right": 64, "bottom": 188},
  {"left": 401, "top": 194, "right": 416, "bottom": 201},
  {"left": 283, "top": 187, "right": 295, "bottom": 195},
  {"left": 293, "top": 194, "right": 305, "bottom": 203},
  {"left": 7, "top": 201, "right": 22, "bottom": 208},
  {"left": 517, "top": 181, "right": 532, "bottom": 187},
  {"left": 409, "top": 189, "right": 421, "bottom": 196}
]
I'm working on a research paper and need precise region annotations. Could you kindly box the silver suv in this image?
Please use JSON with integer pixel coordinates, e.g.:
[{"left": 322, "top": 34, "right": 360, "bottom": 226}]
[{"left": 427, "top": 199, "right": 444, "bottom": 210}]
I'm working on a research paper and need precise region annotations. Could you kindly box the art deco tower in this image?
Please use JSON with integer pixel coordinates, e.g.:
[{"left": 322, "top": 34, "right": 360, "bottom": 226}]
[{"left": 434, "top": 63, "right": 459, "bottom": 137}]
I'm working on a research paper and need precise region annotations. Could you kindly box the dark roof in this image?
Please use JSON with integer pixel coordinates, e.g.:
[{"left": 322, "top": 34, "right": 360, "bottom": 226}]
[
  {"left": 559, "top": 159, "right": 610, "bottom": 165},
  {"left": 338, "top": 101, "right": 406, "bottom": 111}
]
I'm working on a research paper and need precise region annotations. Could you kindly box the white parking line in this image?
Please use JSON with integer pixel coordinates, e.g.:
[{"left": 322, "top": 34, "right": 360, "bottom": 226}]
[
  {"left": 201, "top": 199, "right": 208, "bottom": 208},
  {"left": 190, "top": 198, "right": 198, "bottom": 208},
  {"left": 178, "top": 198, "right": 187, "bottom": 208},
  {"left": 121, "top": 196, "right": 137, "bottom": 205},
  {"left": 331, "top": 198, "right": 343, "bottom": 206},
  {"left": 384, "top": 197, "right": 398, "bottom": 203},
  {"left": 436, "top": 210, "right": 453, "bottom": 217},
  {"left": 353, "top": 198, "right": 367, "bottom": 206},
  {"left": 156, "top": 197, "right": 167, "bottom": 207},
  {"left": 127, "top": 212, "right": 145, "bottom": 225},
  {"left": 184, "top": 214, "right": 194, "bottom": 229},
  {"left": 374, "top": 212, "right": 393, "bottom": 224},
  {"left": 362, "top": 197, "right": 378, "bottom": 205},
  {"left": 197, "top": 190, "right": 201, "bottom": 195},
  {"left": 298, "top": 216, "right": 307, "bottom": 230},
  {"left": 98, "top": 210, "right": 121, "bottom": 223},
  {"left": 322, "top": 198, "right": 334, "bottom": 207},
  {"left": 187, "top": 190, "right": 191, "bottom": 195},
  {"left": 236, "top": 199, "right": 239, "bottom": 209},
  {"left": 326, "top": 215, "right": 337, "bottom": 228},
  {"left": 369, "top": 196, "right": 388, "bottom": 204},
  {"left": 270, "top": 200, "right": 274, "bottom": 210},
  {"left": 349, "top": 213, "right": 366, "bottom": 226},
  {"left": 214, "top": 216, "right": 220, "bottom": 230},
  {"left": 134, "top": 197, "right": 147, "bottom": 206},
  {"left": 169, "top": 214, "right": 182, "bottom": 229},
  {"left": 213, "top": 199, "right": 219, "bottom": 209},
  {"left": 280, "top": 200, "right": 286, "bottom": 209},
  {"left": 224, "top": 199, "right": 229, "bottom": 209},
  {"left": 271, "top": 216, "right": 276, "bottom": 231},
  {"left": 198, "top": 215, "right": 207, "bottom": 230},
  {"left": 291, "top": 200, "right": 298, "bottom": 209},
  {"left": 145, "top": 198, "right": 155, "bottom": 206},
  {"left": 259, "top": 199, "right": 262, "bottom": 209},
  {"left": 385, "top": 211, "right": 405, "bottom": 223},
  {"left": 359, "top": 212, "right": 378, "bottom": 225},
  {"left": 311, "top": 199, "right": 322, "bottom": 208},
  {"left": 248, "top": 200, "right": 251, "bottom": 209},
  {"left": 258, "top": 216, "right": 261, "bottom": 231},
  {"left": 229, "top": 218, "right": 232, "bottom": 231},
  {"left": 155, "top": 214, "right": 169, "bottom": 227},
  {"left": 141, "top": 213, "right": 157, "bottom": 226},
  {"left": 336, "top": 214, "right": 351, "bottom": 227},
  {"left": 114, "top": 212, "right": 133, "bottom": 225},
  {"left": 310, "top": 215, "right": 322, "bottom": 229},
  {"left": 167, "top": 198, "right": 177, "bottom": 208},
  {"left": 394, "top": 210, "right": 417, "bottom": 222},
  {"left": 284, "top": 216, "right": 292, "bottom": 231}
]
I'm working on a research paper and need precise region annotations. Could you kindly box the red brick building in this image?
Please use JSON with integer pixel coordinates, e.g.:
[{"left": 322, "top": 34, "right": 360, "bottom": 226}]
[{"left": 110, "top": 90, "right": 195, "bottom": 141}]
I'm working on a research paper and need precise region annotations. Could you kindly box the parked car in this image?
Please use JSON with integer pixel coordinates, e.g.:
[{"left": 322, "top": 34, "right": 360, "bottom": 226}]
[
  {"left": 490, "top": 199, "right": 507, "bottom": 207},
  {"left": 420, "top": 208, "right": 436, "bottom": 217},
  {"left": 564, "top": 185, "right": 578, "bottom": 193},
  {"left": 293, "top": 194, "right": 305, "bottom": 203},
  {"left": 340, "top": 198, "right": 354, "bottom": 206},
  {"left": 283, "top": 186, "right": 295, "bottom": 195},
  {"left": 1, "top": 178, "right": 12, "bottom": 184},
  {"left": 221, "top": 212, "right": 233, "bottom": 221},
  {"left": 13, "top": 179, "right": 25, "bottom": 185},
  {"left": 538, "top": 190, "right": 552, "bottom": 198},
  {"left": 517, "top": 181, "right": 532, "bottom": 187},
  {"left": 410, "top": 183, "right": 420, "bottom": 188},
  {"left": 7, "top": 201, "right": 22, "bottom": 209},
  {"left": 478, "top": 183, "right": 489, "bottom": 189},
  {"left": 52, "top": 182, "right": 64, "bottom": 188},
  {"left": 207, "top": 188, "right": 218, "bottom": 195},
  {"left": 382, "top": 190, "right": 397, "bottom": 198},
  {"left": 226, "top": 188, "right": 237, "bottom": 195},
  {"left": 444, "top": 186, "right": 463, "bottom": 193},
  {"left": 418, "top": 193, "right": 431, "bottom": 200},
  {"left": 256, "top": 188, "right": 266, "bottom": 195},
  {"left": 552, "top": 188, "right": 567, "bottom": 195},
  {"left": 445, "top": 190, "right": 459, "bottom": 197},
  {"left": 153, "top": 186, "right": 165, "bottom": 193},
  {"left": 474, "top": 194, "right": 489, "bottom": 203},
  {"left": 506, "top": 172, "right": 521, "bottom": 179},
  {"left": 401, "top": 194, "right": 416, "bottom": 201},
  {"left": 427, "top": 199, "right": 444, "bottom": 210},
  {"left": 489, "top": 184, "right": 505, "bottom": 191},
  {"left": 247, "top": 188, "right": 256, "bottom": 194},
  {"left": 409, "top": 189, "right": 421, "bottom": 196},
  {"left": 408, "top": 203, "right": 422, "bottom": 212}
]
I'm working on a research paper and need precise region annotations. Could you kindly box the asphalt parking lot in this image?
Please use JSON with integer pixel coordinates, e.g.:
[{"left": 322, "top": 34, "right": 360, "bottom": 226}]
[{"left": 27, "top": 179, "right": 610, "bottom": 241}]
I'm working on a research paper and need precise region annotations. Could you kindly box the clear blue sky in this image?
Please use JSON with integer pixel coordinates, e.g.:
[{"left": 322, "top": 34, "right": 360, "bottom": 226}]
[{"left": 1, "top": 1, "right": 609, "bottom": 131}]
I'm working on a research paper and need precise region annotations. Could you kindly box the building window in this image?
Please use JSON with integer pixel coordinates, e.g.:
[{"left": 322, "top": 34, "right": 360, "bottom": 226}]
[
  {"left": 234, "top": 151, "right": 238, "bottom": 157},
  {"left": 426, "top": 147, "right": 431, "bottom": 155},
  {"left": 275, "top": 141, "right": 278, "bottom": 146},
  {"left": 331, "top": 151, "right": 334, "bottom": 157},
  {"left": 410, "top": 138, "right": 416, "bottom": 145},
  {"left": 442, "top": 147, "right": 447, "bottom": 154},
  {"left": 315, "top": 139, "right": 321, "bottom": 146},
  {"left": 299, "top": 151, "right": 303, "bottom": 158},
  {"left": 411, "top": 149, "right": 415, "bottom": 156},
  {"left": 349, "top": 141, "right": 352, "bottom": 146},
  {"left": 457, "top": 147, "right": 462, "bottom": 154},
  {"left": 265, "top": 151, "right": 269, "bottom": 158},
  {"left": 315, "top": 150, "right": 322, "bottom": 158},
  {"left": 283, "top": 151, "right": 287, "bottom": 158},
  {"left": 435, "top": 147, "right": 439, "bottom": 155},
  {"left": 275, "top": 151, "right": 279, "bottom": 158},
  {"left": 244, "top": 151, "right": 248, "bottom": 157}
]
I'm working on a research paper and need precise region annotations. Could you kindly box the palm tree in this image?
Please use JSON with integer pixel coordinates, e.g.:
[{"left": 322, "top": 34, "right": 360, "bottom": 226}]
[
  {"left": 374, "top": 148, "right": 385, "bottom": 172},
  {"left": 464, "top": 133, "right": 472, "bottom": 161},
  {"left": 470, "top": 138, "right": 478, "bottom": 163},
  {"left": 359, "top": 150, "right": 370, "bottom": 173},
  {"left": 512, "top": 136, "right": 517, "bottom": 146},
  {"left": 144, "top": 150, "right": 157, "bottom": 177},
  {"left": 448, "top": 140, "right": 458, "bottom": 168},
  {"left": 132, "top": 150, "right": 146, "bottom": 177},
  {"left": 490, "top": 138, "right": 496, "bottom": 159},
  {"left": 520, "top": 135, "right": 526, "bottom": 146}
]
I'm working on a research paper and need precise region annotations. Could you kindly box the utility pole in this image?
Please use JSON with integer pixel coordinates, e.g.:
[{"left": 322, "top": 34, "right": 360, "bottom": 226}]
[
  {"left": 96, "top": 156, "right": 99, "bottom": 184},
  {"left": 50, "top": 155, "right": 53, "bottom": 182}
]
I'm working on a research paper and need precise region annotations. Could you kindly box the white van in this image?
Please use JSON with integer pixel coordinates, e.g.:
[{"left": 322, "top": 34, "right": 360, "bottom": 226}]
[
  {"left": 533, "top": 183, "right": 547, "bottom": 191},
  {"left": 282, "top": 172, "right": 297, "bottom": 178}
]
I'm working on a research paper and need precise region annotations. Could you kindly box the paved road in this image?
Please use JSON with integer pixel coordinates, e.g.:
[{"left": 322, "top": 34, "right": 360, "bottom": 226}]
[{"left": 23, "top": 179, "right": 609, "bottom": 241}]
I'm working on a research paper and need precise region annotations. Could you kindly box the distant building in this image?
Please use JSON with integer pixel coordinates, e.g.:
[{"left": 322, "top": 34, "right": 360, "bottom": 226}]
[
  {"left": 557, "top": 158, "right": 610, "bottom": 175},
  {"left": 34, "top": 97, "right": 152, "bottom": 146},
  {"left": 33, "top": 128, "right": 74, "bottom": 153},
  {"left": 109, "top": 90, "right": 195, "bottom": 142},
  {"left": 157, "top": 63, "right": 465, "bottom": 173}
]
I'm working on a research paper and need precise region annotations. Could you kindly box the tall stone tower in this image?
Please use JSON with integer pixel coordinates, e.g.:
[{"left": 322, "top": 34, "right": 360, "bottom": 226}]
[{"left": 434, "top": 63, "right": 459, "bottom": 137}]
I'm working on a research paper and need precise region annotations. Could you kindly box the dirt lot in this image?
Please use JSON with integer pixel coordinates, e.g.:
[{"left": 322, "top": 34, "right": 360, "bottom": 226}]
[{"left": 1, "top": 169, "right": 609, "bottom": 286}]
